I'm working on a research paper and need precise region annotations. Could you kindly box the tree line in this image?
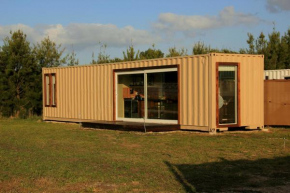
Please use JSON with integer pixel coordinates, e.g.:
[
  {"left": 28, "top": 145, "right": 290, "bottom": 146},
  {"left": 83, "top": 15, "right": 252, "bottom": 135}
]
[
  {"left": 0, "top": 30, "right": 78, "bottom": 118},
  {"left": 0, "top": 28, "right": 290, "bottom": 118},
  {"left": 93, "top": 28, "right": 290, "bottom": 70}
]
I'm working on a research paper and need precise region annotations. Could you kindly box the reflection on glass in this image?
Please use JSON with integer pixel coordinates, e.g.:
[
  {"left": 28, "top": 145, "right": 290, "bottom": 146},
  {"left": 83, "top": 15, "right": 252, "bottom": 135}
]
[
  {"left": 218, "top": 66, "right": 237, "bottom": 124},
  {"left": 52, "top": 75, "right": 56, "bottom": 106},
  {"left": 147, "top": 71, "right": 178, "bottom": 120},
  {"left": 45, "top": 75, "right": 50, "bottom": 106},
  {"left": 117, "top": 74, "right": 144, "bottom": 118}
]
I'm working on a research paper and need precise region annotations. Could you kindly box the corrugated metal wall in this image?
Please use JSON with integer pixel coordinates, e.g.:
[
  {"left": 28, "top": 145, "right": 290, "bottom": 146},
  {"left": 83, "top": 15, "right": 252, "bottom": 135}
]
[
  {"left": 264, "top": 69, "right": 290, "bottom": 80},
  {"left": 210, "top": 54, "right": 264, "bottom": 129},
  {"left": 264, "top": 80, "right": 290, "bottom": 125},
  {"left": 43, "top": 55, "right": 210, "bottom": 127},
  {"left": 43, "top": 53, "right": 264, "bottom": 129}
]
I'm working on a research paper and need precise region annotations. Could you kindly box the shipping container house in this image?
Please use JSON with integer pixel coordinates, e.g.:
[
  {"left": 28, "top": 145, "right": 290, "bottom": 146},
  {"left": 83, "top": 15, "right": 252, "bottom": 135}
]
[{"left": 43, "top": 53, "right": 264, "bottom": 132}]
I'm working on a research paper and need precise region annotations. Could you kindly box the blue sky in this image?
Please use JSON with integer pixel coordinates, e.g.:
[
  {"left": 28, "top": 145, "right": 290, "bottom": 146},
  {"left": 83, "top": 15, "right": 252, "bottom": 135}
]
[{"left": 0, "top": 0, "right": 290, "bottom": 64}]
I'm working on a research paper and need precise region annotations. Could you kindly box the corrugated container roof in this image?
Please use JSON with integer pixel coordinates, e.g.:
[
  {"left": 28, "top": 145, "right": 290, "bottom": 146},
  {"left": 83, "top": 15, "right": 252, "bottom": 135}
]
[{"left": 42, "top": 53, "right": 264, "bottom": 70}]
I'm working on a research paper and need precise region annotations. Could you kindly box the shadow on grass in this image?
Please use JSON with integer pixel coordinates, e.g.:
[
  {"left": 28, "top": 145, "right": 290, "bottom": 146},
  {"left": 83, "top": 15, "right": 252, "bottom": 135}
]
[{"left": 165, "top": 156, "right": 290, "bottom": 192}]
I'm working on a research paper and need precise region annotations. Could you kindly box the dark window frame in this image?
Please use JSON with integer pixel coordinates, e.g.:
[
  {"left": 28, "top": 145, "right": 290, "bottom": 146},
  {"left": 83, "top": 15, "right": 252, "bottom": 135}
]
[
  {"left": 216, "top": 62, "right": 240, "bottom": 128},
  {"left": 113, "top": 65, "right": 180, "bottom": 124},
  {"left": 44, "top": 73, "right": 57, "bottom": 107}
]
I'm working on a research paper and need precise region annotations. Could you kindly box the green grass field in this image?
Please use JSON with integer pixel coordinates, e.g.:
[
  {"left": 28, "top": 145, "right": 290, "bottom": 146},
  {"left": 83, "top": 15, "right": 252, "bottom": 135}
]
[{"left": 1, "top": 118, "right": 290, "bottom": 192}]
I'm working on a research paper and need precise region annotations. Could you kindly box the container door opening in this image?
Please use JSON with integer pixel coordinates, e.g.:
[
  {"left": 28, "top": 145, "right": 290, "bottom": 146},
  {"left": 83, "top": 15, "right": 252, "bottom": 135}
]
[
  {"left": 217, "top": 65, "right": 238, "bottom": 125},
  {"left": 115, "top": 68, "right": 178, "bottom": 124}
]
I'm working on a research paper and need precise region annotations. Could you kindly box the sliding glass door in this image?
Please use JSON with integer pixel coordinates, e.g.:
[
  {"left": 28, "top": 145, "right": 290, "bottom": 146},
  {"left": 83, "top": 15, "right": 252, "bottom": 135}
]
[
  {"left": 116, "top": 68, "right": 178, "bottom": 123},
  {"left": 117, "top": 72, "right": 144, "bottom": 119},
  {"left": 147, "top": 71, "right": 178, "bottom": 120}
]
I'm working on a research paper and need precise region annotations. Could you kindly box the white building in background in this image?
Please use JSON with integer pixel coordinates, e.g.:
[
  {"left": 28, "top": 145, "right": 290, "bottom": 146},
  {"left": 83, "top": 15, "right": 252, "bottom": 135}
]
[{"left": 264, "top": 69, "right": 290, "bottom": 80}]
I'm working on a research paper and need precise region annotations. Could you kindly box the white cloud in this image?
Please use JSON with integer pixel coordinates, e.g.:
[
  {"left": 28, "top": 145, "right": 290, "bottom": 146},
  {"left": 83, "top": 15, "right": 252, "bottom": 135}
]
[
  {"left": 153, "top": 6, "right": 262, "bottom": 36},
  {"left": 0, "top": 23, "right": 161, "bottom": 51},
  {"left": 266, "top": 0, "right": 290, "bottom": 13}
]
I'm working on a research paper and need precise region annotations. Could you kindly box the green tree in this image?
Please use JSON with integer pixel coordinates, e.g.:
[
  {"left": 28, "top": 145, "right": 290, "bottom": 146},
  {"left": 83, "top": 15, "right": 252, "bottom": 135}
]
[
  {"left": 277, "top": 36, "right": 288, "bottom": 69},
  {"left": 97, "top": 44, "right": 110, "bottom": 64},
  {"left": 67, "top": 46, "right": 79, "bottom": 66},
  {"left": 266, "top": 30, "right": 280, "bottom": 69},
  {"left": 91, "top": 52, "right": 97, "bottom": 64},
  {"left": 220, "top": 48, "right": 237, "bottom": 53},
  {"left": 109, "top": 57, "right": 123, "bottom": 63},
  {"left": 166, "top": 46, "right": 187, "bottom": 57},
  {"left": 123, "top": 44, "right": 140, "bottom": 61},
  {"left": 139, "top": 44, "right": 164, "bottom": 59},
  {"left": 34, "top": 37, "right": 67, "bottom": 68},
  {"left": 32, "top": 37, "right": 68, "bottom": 115},
  {"left": 239, "top": 48, "right": 247, "bottom": 54},
  {"left": 192, "top": 41, "right": 237, "bottom": 54},
  {"left": 255, "top": 32, "right": 267, "bottom": 54},
  {"left": 0, "top": 45, "right": 7, "bottom": 117},
  {"left": 282, "top": 29, "right": 290, "bottom": 69},
  {"left": 0, "top": 30, "right": 39, "bottom": 117},
  {"left": 246, "top": 33, "right": 255, "bottom": 54},
  {"left": 192, "top": 41, "right": 211, "bottom": 55},
  {"left": 254, "top": 32, "right": 269, "bottom": 69}
]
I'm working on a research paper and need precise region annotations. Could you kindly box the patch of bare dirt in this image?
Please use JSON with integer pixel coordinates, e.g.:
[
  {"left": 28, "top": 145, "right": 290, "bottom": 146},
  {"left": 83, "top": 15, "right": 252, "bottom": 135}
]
[
  {"left": 0, "top": 178, "right": 26, "bottom": 193},
  {"left": 0, "top": 178, "right": 124, "bottom": 193},
  {"left": 121, "top": 142, "right": 141, "bottom": 149},
  {"left": 34, "top": 177, "right": 55, "bottom": 188},
  {"left": 91, "top": 182, "right": 119, "bottom": 192}
]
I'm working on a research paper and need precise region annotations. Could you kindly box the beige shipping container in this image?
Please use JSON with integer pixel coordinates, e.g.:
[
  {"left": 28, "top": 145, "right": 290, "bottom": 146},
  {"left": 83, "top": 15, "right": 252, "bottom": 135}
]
[{"left": 43, "top": 53, "right": 264, "bottom": 132}]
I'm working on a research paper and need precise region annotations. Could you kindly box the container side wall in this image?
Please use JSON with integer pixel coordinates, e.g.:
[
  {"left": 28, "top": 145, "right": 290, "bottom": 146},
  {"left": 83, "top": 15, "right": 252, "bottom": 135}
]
[
  {"left": 43, "top": 55, "right": 210, "bottom": 128},
  {"left": 211, "top": 54, "right": 264, "bottom": 128}
]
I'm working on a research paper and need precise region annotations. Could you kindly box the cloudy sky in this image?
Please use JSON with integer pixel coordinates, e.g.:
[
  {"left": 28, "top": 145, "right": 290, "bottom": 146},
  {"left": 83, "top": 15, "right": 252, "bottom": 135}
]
[{"left": 0, "top": 0, "right": 290, "bottom": 64}]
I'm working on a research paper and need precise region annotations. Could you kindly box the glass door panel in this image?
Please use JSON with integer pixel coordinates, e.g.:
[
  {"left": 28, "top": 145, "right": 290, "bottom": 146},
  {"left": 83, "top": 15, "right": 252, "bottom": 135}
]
[
  {"left": 147, "top": 71, "right": 178, "bottom": 120},
  {"left": 117, "top": 74, "right": 144, "bottom": 119},
  {"left": 218, "top": 66, "right": 237, "bottom": 124}
]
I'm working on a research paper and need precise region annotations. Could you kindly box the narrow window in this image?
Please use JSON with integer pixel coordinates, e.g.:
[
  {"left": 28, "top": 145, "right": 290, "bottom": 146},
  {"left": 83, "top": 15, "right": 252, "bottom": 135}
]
[
  {"left": 44, "top": 73, "right": 57, "bottom": 107},
  {"left": 45, "top": 74, "right": 50, "bottom": 106},
  {"left": 51, "top": 73, "right": 56, "bottom": 107}
]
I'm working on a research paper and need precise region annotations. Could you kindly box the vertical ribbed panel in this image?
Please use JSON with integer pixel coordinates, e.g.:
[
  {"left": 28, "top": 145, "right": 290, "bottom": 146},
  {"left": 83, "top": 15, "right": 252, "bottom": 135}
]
[
  {"left": 210, "top": 54, "right": 264, "bottom": 128},
  {"left": 187, "top": 57, "right": 192, "bottom": 125},
  {"left": 204, "top": 56, "right": 209, "bottom": 126},
  {"left": 198, "top": 57, "right": 202, "bottom": 125},
  {"left": 193, "top": 57, "right": 198, "bottom": 125},
  {"left": 43, "top": 55, "right": 212, "bottom": 125},
  {"left": 176, "top": 56, "right": 209, "bottom": 127},
  {"left": 43, "top": 53, "right": 263, "bottom": 129},
  {"left": 70, "top": 67, "right": 74, "bottom": 118},
  {"left": 77, "top": 67, "right": 81, "bottom": 119},
  {"left": 64, "top": 68, "right": 68, "bottom": 118},
  {"left": 181, "top": 57, "right": 187, "bottom": 125}
]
